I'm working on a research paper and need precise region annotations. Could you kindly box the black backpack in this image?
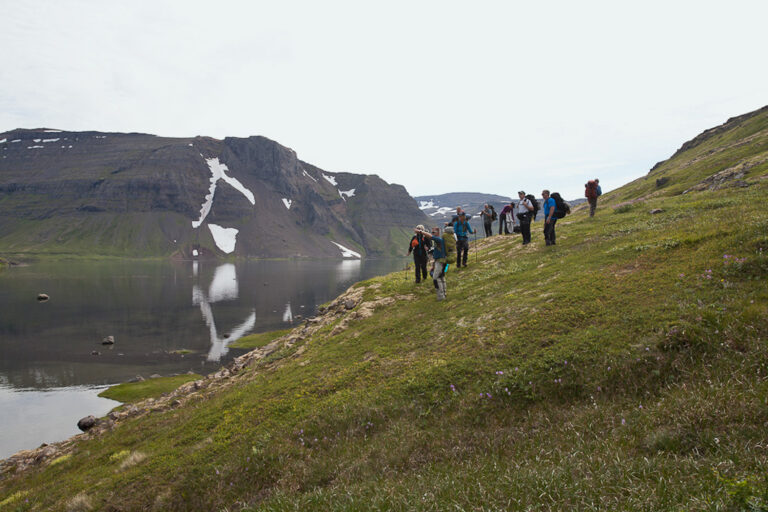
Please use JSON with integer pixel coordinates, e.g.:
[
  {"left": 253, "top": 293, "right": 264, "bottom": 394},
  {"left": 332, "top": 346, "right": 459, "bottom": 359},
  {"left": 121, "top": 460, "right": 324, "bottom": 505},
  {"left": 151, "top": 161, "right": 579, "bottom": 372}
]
[
  {"left": 490, "top": 205, "right": 497, "bottom": 221},
  {"left": 551, "top": 192, "right": 570, "bottom": 219},
  {"left": 525, "top": 194, "right": 539, "bottom": 220}
]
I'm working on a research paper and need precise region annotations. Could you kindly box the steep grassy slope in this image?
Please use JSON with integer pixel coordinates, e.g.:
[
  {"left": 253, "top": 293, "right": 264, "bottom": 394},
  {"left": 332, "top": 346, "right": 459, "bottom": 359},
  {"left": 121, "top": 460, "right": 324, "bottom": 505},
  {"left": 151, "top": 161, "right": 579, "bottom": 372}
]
[{"left": 1, "top": 110, "right": 768, "bottom": 511}]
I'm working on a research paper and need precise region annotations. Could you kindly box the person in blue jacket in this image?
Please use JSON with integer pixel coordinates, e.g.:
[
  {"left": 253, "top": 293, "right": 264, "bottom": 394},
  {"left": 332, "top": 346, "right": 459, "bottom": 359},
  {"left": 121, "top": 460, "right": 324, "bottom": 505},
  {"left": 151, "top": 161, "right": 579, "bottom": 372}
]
[
  {"left": 453, "top": 212, "right": 475, "bottom": 268},
  {"left": 542, "top": 189, "right": 557, "bottom": 246}
]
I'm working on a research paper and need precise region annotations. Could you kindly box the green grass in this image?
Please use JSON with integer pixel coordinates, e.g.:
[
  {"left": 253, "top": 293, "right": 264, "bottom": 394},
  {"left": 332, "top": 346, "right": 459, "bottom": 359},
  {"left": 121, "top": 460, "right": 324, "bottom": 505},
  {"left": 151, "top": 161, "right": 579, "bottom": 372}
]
[
  {"left": 1, "top": 110, "right": 768, "bottom": 511},
  {"left": 97, "top": 374, "right": 202, "bottom": 404},
  {"left": 229, "top": 329, "right": 292, "bottom": 350}
]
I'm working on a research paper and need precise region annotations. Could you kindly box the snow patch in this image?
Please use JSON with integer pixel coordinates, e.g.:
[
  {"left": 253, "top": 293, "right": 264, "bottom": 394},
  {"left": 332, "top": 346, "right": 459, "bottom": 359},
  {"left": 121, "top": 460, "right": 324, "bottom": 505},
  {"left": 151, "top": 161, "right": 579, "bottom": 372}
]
[
  {"left": 282, "top": 198, "right": 292, "bottom": 209},
  {"left": 322, "top": 173, "right": 337, "bottom": 186},
  {"left": 192, "top": 249, "right": 199, "bottom": 257},
  {"left": 42, "top": 138, "right": 60, "bottom": 143},
  {"left": 10, "top": 139, "right": 21, "bottom": 143},
  {"left": 188, "top": 143, "right": 193, "bottom": 147},
  {"left": 192, "top": 157, "right": 255, "bottom": 228},
  {"left": 419, "top": 200, "right": 436, "bottom": 209},
  {"left": 331, "top": 241, "right": 361, "bottom": 259},
  {"left": 44, "top": 130, "right": 63, "bottom": 133},
  {"left": 430, "top": 207, "right": 454, "bottom": 216},
  {"left": 33, "top": 139, "right": 41, "bottom": 143},
  {"left": 208, "top": 224, "right": 239, "bottom": 254},
  {"left": 0, "top": 139, "right": 6, "bottom": 144},
  {"left": 27, "top": 146, "right": 44, "bottom": 149},
  {"left": 94, "top": 136, "right": 107, "bottom": 139},
  {"left": 339, "top": 188, "right": 356, "bottom": 200},
  {"left": 302, "top": 169, "right": 318, "bottom": 182}
]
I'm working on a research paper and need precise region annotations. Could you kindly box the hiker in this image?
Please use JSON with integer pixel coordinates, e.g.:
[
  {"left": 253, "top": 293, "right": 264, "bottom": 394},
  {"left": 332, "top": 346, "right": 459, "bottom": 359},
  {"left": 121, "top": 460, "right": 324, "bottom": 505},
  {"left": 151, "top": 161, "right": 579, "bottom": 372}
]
[
  {"left": 453, "top": 212, "right": 475, "bottom": 267},
  {"left": 481, "top": 204, "right": 494, "bottom": 237},
  {"left": 516, "top": 191, "right": 534, "bottom": 245},
  {"left": 406, "top": 224, "right": 432, "bottom": 283},
  {"left": 443, "top": 225, "right": 457, "bottom": 265},
  {"left": 542, "top": 189, "right": 557, "bottom": 246},
  {"left": 585, "top": 179, "right": 599, "bottom": 217},
  {"left": 499, "top": 202, "right": 514, "bottom": 235},
  {"left": 446, "top": 207, "right": 471, "bottom": 227},
  {"left": 417, "top": 226, "right": 448, "bottom": 301}
]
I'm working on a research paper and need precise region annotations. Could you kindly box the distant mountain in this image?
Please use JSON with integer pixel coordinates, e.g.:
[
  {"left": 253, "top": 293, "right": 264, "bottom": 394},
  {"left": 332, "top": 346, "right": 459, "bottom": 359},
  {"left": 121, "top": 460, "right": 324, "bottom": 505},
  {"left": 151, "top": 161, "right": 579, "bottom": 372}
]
[{"left": 0, "top": 129, "right": 427, "bottom": 258}]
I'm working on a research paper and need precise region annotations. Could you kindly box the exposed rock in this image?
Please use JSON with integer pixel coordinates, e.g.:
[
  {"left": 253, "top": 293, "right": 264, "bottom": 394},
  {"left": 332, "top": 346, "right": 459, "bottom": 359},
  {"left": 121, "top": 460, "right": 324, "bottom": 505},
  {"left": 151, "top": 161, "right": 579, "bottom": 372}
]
[
  {"left": 344, "top": 299, "right": 357, "bottom": 310},
  {"left": 128, "top": 375, "right": 145, "bottom": 382},
  {"left": 90, "top": 350, "right": 100, "bottom": 356},
  {"left": 149, "top": 374, "right": 162, "bottom": 379},
  {"left": 655, "top": 177, "right": 669, "bottom": 188},
  {"left": 37, "top": 293, "right": 49, "bottom": 301},
  {"left": 101, "top": 335, "right": 114, "bottom": 345},
  {"left": 650, "top": 209, "right": 664, "bottom": 214},
  {"left": 77, "top": 416, "right": 97, "bottom": 432}
]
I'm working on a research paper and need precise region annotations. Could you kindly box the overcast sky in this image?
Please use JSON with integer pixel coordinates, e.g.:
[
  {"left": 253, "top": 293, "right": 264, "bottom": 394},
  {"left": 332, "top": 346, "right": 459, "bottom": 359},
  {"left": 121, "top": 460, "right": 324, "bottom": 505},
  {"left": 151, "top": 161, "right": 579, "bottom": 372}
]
[{"left": 1, "top": 1, "right": 766, "bottom": 199}]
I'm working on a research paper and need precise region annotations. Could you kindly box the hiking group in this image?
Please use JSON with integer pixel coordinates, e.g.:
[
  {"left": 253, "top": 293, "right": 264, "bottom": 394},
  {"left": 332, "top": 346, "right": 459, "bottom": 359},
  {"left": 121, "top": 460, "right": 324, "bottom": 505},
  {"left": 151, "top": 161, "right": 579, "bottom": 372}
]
[{"left": 408, "top": 179, "right": 602, "bottom": 300}]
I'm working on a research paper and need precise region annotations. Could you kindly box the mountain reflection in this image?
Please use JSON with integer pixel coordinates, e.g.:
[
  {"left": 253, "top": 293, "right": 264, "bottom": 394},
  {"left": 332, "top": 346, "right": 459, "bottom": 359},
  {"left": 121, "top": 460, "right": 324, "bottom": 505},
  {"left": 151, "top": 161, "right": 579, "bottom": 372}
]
[{"left": 192, "top": 263, "right": 256, "bottom": 362}]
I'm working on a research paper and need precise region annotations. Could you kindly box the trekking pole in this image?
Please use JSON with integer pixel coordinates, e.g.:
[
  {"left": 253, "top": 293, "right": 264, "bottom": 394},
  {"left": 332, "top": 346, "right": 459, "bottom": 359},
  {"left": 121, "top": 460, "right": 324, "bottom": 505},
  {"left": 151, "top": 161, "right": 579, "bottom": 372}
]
[{"left": 473, "top": 232, "right": 477, "bottom": 264}]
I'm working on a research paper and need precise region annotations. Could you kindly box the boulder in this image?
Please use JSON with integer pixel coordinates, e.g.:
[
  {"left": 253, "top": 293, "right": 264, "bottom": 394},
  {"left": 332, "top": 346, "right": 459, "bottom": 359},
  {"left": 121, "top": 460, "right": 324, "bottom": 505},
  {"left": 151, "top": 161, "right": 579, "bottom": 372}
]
[
  {"left": 101, "top": 335, "right": 115, "bottom": 345},
  {"left": 650, "top": 209, "right": 664, "bottom": 215},
  {"left": 655, "top": 177, "right": 669, "bottom": 188},
  {"left": 77, "top": 415, "right": 97, "bottom": 432},
  {"left": 37, "top": 293, "right": 49, "bottom": 302},
  {"left": 91, "top": 350, "right": 100, "bottom": 356},
  {"left": 344, "top": 299, "right": 357, "bottom": 310},
  {"left": 128, "top": 375, "right": 144, "bottom": 383}
]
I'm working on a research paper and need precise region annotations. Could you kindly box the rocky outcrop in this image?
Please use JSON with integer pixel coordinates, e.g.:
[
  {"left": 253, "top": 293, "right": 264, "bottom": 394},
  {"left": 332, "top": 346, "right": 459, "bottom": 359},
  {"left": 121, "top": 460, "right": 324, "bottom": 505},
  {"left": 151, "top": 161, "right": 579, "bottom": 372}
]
[{"left": 0, "top": 130, "right": 427, "bottom": 258}]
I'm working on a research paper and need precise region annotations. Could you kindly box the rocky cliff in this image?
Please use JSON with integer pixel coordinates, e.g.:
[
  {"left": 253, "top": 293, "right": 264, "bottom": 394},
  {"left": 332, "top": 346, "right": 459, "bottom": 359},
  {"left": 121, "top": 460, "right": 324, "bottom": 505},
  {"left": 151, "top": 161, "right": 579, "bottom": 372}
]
[{"left": 0, "top": 130, "right": 427, "bottom": 258}]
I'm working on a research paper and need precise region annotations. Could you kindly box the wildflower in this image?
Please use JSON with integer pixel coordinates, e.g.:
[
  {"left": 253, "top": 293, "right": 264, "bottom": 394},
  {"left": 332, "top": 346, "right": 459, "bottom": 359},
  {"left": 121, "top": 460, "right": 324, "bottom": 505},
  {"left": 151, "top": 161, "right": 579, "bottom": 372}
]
[
  {"left": 639, "top": 404, "right": 643, "bottom": 409},
  {"left": 564, "top": 360, "right": 568, "bottom": 365},
  {"left": 514, "top": 367, "right": 519, "bottom": 371},
  {"left": 621, "top": 418, "right": 626, "bottom": 425},
  {"left": 597, "top": 386, "right": 602, "bottom": 392},
  {"left": 486, "top": 393, "right": 492, "bottom": 399},
  {"left": 216, "top": 469, "right": 220, "bottom": 475},
  {"left": 679, "top": 273, "right": 685, "bottom": 278},
  {"left": 645, "top": 347, "right": 650, "bottom": 351}
]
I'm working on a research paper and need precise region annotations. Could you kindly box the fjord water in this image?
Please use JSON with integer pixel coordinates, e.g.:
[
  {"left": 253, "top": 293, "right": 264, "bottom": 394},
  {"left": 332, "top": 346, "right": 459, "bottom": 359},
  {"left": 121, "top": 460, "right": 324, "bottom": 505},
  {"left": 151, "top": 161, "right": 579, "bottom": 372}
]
[{"left": 0, "top": 258, "right": 404, "bottom": 459}]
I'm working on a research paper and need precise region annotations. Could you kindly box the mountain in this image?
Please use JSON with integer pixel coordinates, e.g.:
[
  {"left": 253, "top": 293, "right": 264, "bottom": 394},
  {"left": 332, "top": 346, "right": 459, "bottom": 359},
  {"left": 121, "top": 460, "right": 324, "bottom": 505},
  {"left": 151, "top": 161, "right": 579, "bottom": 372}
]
[{"left": 0, "top": 129, "right": 427, "bottom": 258}]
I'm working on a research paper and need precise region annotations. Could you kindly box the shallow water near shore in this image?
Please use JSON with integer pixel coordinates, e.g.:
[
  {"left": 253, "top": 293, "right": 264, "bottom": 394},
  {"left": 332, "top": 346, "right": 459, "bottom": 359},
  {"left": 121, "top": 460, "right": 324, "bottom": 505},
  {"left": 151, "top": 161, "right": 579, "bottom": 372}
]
[{"left": 0, "top": 258, "right": 404, "bottom": 458}]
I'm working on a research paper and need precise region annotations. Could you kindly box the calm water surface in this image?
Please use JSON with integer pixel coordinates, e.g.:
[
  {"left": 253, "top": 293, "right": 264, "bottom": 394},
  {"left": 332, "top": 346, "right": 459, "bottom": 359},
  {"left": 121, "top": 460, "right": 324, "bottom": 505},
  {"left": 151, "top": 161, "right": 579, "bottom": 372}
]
[{"left": 0, "top": 258, "right": 404, "bottom": 458}]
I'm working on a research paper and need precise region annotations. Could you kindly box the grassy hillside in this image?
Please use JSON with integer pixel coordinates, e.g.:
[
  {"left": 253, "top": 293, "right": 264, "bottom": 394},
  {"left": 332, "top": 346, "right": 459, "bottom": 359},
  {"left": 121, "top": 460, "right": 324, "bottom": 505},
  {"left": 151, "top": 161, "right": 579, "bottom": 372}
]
[{"left": 1, "top": 110, "right": 768, "bottom": 510}]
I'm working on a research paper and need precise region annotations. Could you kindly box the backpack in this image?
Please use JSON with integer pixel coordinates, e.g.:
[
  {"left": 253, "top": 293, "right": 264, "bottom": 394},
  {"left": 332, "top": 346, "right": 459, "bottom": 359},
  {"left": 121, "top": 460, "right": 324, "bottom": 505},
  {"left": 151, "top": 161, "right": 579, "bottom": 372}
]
[
  {"left": 525, "top": 194, "right": 539, "bottom": 220},
  {"left": 585, "top": 180, "right": 598, "bottom": 200},
  {"left": 491, "top": 206, "right": 497, "bottom": 221},
  {"left": 551, "top": 192, "right": 570, "bottom": 219},
  {"left": 442, "top": 229, "right": 457, "bottom": 264}
]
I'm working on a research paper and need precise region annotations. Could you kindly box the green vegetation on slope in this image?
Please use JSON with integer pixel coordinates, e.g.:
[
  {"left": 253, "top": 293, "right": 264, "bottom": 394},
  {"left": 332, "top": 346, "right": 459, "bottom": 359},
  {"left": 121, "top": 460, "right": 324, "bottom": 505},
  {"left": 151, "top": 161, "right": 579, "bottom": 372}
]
[
  {"left": 1, "top": 111, "right": 768, "bottom": 511},
  {"left": 97, "top": 375, "right": 202, "bottom": 404},
  {"left": 229, "top": 330, "right": 292, "bottom": 350}
]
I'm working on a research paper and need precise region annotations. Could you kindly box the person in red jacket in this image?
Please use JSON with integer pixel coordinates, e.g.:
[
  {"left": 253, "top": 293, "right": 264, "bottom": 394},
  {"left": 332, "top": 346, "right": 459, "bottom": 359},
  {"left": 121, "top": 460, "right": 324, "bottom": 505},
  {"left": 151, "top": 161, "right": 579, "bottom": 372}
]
[{"left": 585, "top": 179, "right": 599, "bottom": 217}]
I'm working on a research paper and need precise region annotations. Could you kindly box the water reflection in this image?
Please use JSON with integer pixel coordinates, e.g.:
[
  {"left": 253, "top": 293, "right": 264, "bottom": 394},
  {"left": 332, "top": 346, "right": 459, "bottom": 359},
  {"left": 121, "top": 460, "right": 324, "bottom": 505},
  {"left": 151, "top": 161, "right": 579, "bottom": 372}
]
[
  {"left": 192, "top": 263, "right": 256, "bottom": 362},
  {"left": 335, "top": 259, "right": 362, "bottom": 281},
  {"left": 0, "top": 258, "right": 405, "bottom": 458}
]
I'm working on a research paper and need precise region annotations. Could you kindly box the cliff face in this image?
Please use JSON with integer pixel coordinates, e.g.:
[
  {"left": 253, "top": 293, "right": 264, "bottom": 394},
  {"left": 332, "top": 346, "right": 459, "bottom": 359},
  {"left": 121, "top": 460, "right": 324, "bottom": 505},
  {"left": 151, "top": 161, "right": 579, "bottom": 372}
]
[{"left": 0, "top": 130, "right": 427, "bottom": 258}]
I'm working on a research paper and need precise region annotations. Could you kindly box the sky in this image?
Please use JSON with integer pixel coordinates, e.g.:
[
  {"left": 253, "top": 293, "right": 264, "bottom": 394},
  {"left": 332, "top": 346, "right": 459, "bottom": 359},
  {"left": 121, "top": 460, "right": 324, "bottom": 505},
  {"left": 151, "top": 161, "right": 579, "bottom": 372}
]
[{"left": 1, "top": 0, "right": 766, "bottom": 199}]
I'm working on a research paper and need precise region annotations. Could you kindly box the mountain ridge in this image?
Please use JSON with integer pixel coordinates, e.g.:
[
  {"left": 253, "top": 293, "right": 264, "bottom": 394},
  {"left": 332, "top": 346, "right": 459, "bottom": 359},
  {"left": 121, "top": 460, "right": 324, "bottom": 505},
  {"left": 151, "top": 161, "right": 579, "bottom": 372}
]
[{"left": 0, "top": 129, "right": 427, "bottom": 259}]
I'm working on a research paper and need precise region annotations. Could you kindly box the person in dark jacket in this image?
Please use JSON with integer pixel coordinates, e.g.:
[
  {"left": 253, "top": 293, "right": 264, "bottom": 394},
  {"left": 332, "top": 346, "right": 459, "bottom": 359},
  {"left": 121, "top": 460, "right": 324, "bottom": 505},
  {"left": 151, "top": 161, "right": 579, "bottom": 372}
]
[
  {"left": 585, "top": 179, "right": 599, "bottom": 217},
  {"left": 481, "top": 204, "right": 494, "bottom": 237},
  {"left": 499, "top": 203, "right": 514, "bottom": 235},
  {"left": 406, "top": 224, "right": 432, "bottom": 283}
]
